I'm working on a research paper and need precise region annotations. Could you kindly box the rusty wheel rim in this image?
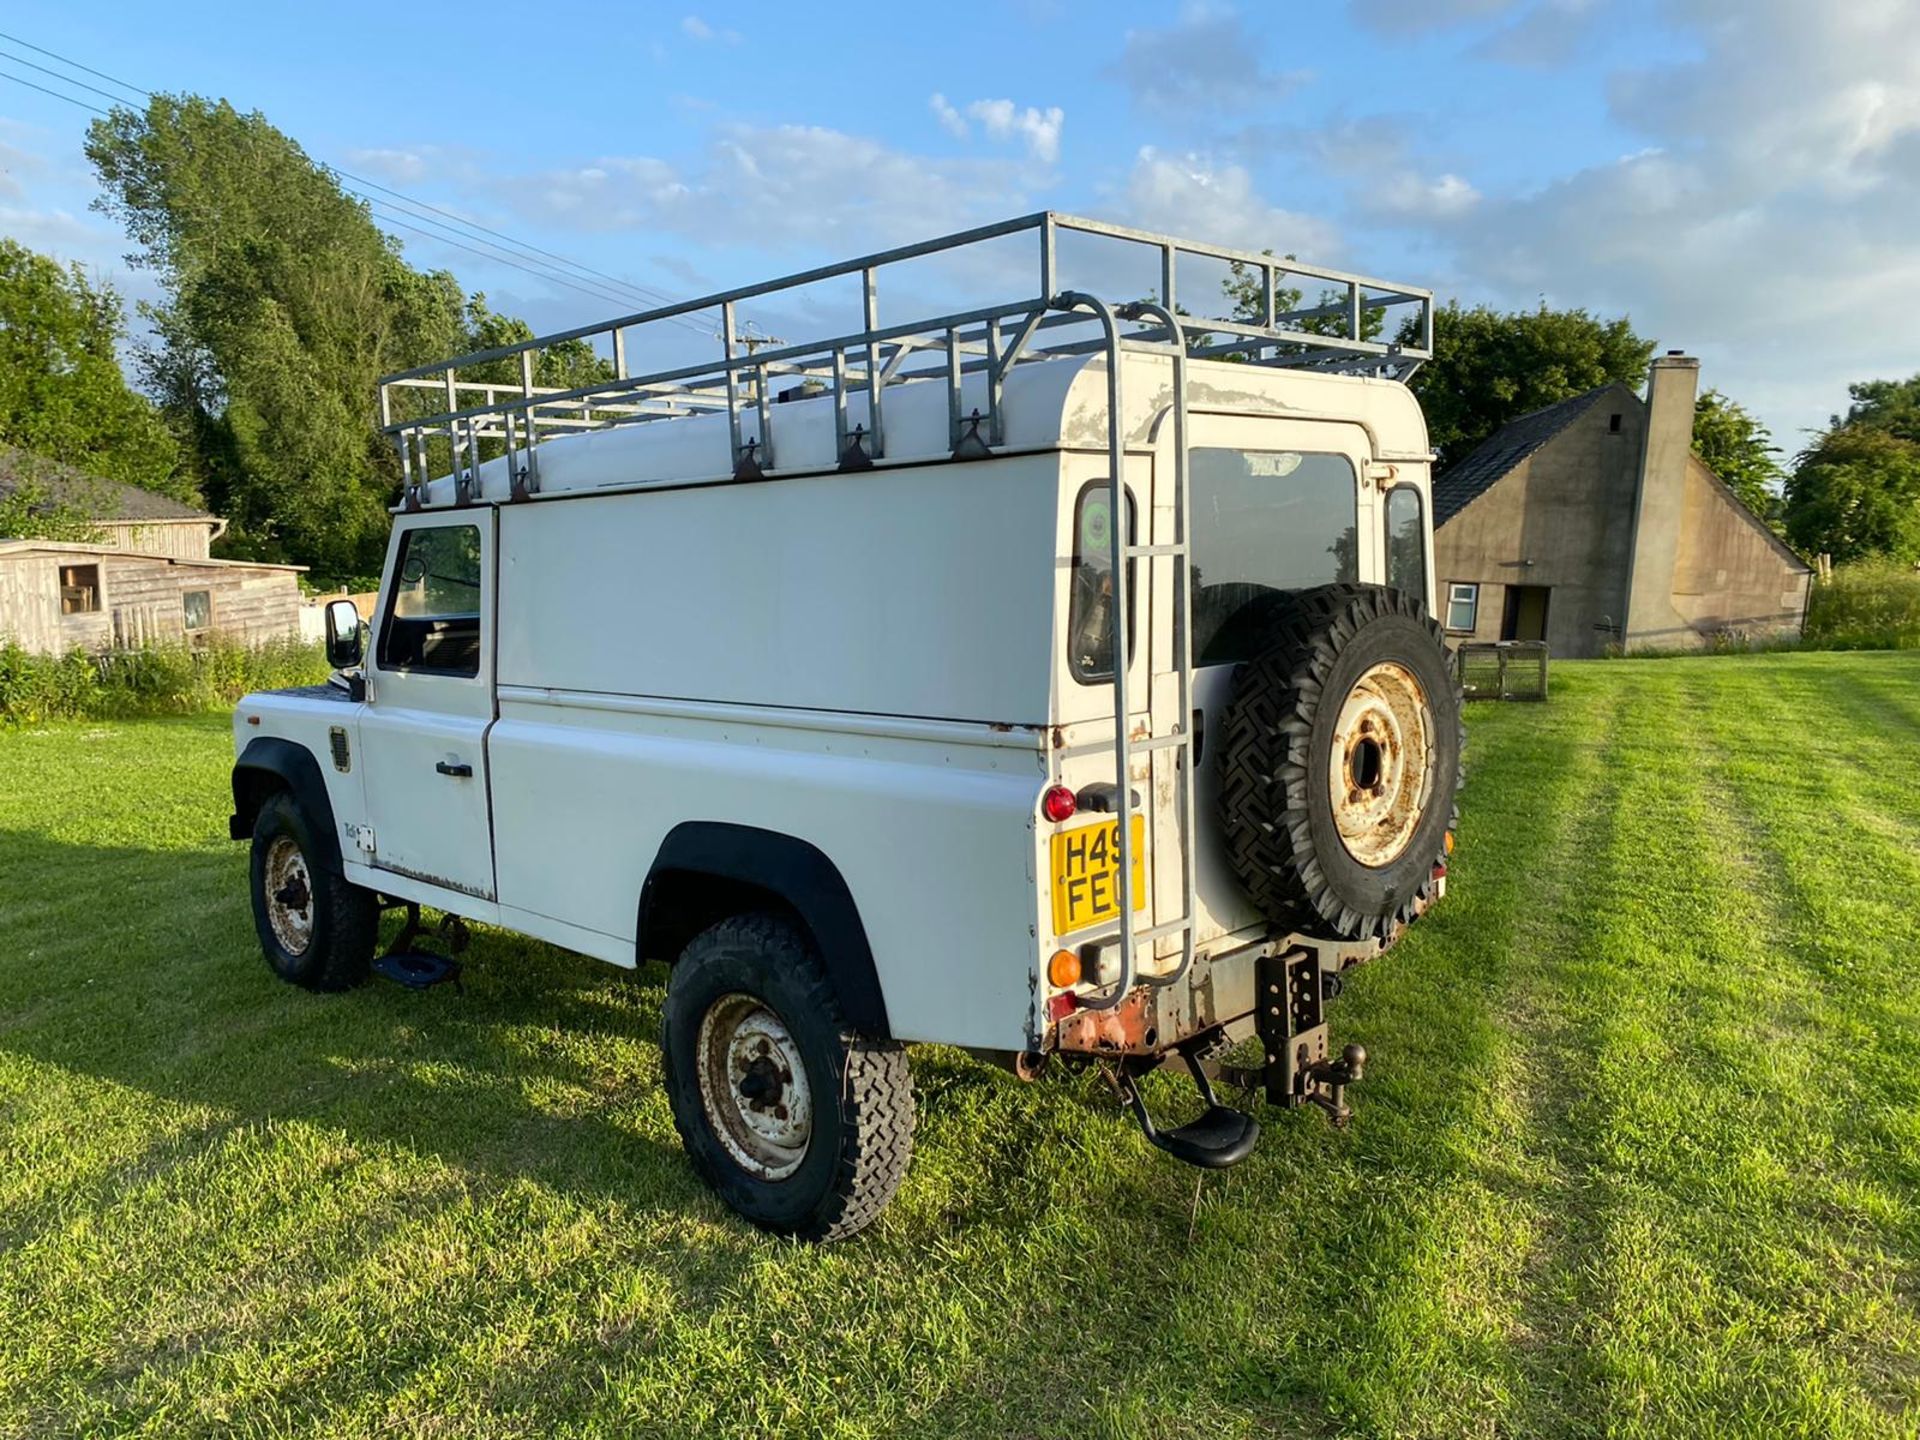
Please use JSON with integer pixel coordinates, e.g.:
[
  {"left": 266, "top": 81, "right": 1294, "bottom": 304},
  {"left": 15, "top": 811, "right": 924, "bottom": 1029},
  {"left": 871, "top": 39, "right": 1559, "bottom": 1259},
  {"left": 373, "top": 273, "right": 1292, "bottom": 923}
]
[
  {"left": 696, "top": 992, "right": 813, "bottom": 1181},
  {"left": 264, "top": 835, "right": 315, "bottom": 955},
  {"left": 1327, "top": 660, "right": 1435, "bottom": 869}
]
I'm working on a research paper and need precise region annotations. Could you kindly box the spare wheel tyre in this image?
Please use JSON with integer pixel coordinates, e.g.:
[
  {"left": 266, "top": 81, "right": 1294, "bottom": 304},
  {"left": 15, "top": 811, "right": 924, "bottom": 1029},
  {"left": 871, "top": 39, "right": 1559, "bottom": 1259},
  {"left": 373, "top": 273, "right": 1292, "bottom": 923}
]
[{"left": 1217, "top": 583, "right": 1463, "bottom": 941}]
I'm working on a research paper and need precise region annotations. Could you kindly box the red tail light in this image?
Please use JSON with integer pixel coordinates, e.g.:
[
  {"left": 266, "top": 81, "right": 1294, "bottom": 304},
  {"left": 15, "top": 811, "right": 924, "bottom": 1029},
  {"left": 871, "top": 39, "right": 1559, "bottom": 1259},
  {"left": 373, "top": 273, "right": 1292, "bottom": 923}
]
[{"left": 1040, "top": 785, "right": 1077, "bottom": 823}]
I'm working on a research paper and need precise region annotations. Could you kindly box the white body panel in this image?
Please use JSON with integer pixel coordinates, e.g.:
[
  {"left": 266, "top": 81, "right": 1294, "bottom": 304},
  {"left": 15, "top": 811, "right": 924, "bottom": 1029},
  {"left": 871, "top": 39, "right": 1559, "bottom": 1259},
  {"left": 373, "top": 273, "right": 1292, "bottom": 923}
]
[{"left": 234, "top": 352, "right": 1433, "bottom": 1055}]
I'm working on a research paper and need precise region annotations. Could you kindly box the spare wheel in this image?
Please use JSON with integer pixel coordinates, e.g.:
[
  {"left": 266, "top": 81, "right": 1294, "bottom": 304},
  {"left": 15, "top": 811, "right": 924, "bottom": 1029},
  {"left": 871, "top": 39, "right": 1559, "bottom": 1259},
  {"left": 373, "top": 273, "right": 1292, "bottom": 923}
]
[{"left": 1217, "top": 583, "right": 1463, "bottom": 941}]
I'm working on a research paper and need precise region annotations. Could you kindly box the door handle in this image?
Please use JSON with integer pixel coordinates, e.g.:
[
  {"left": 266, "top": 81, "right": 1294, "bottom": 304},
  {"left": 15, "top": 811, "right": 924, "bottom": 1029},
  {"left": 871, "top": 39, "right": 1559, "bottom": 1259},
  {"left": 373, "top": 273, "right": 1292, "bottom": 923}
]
[{"left": 435, "top": 760, "right": 473, "bottom": 778}]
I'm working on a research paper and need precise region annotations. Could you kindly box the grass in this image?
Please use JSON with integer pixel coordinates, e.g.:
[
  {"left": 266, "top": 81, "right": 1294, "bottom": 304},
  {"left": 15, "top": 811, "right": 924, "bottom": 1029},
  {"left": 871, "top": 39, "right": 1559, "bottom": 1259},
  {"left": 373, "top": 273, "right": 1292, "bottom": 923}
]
[
  {"left": 3, "top": 651, "right": 1920, "bottom": 1437},
  {"left": 1805, "top": 560, "right": 1920, "bottom": 651}
]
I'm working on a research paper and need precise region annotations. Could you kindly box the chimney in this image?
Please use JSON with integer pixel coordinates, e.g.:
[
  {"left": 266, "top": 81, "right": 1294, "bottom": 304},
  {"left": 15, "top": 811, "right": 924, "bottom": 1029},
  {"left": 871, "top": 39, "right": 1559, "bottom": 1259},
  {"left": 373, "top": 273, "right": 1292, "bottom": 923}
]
[{"left": 1622, "top": 350, "right": 1700, "bottom": 651}]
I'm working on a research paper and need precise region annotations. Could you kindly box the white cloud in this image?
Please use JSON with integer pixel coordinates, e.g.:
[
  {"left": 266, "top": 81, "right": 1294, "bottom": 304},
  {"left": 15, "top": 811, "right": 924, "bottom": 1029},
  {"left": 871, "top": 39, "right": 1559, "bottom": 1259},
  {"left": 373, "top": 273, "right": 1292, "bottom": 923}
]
[
  {"left": 928, "top": 93, "right": 968, "bottom": 140},
  {"left": 1438, "top": 0, "right": 1920, "bottom": 438},
  {"left": 1367, "top": 171, "right": 1482, "bottom": 222},
  {"left": 1122, "top": 147, "right": 1341, "bottom": 259},
  {"left": 926, "top": 95, "right": 1065, "bottom": 163},
  {"left": 499, "top": 122, "right": 1051, "bottom": 256},
  {"left": 966, "top": 99, "right": 1065, "bottom": 164},
  {"left": 1110, "top": 5, "right": 1311, "bottom": 115},
  {"left": 342, "top": 147, "right": 428, "bottom": 184},
  {"left": 680, "top": 15, "right": 741, "bottom": 44},
  {"left": 1347, "top": 0, "right": 1517, "bottom": 34}
]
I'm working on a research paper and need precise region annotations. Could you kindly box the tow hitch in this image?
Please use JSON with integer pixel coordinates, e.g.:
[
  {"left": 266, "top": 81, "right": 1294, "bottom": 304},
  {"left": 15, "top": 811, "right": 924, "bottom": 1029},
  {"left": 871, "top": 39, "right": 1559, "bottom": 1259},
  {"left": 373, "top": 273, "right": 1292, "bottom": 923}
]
[{"left": 1217, "top": 947, "right": 1370, "bottom": 1127}]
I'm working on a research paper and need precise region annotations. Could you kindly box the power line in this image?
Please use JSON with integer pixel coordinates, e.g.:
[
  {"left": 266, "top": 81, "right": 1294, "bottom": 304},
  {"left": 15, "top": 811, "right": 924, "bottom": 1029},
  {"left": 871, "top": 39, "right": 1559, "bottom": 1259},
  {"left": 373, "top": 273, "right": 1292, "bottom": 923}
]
[
  {"left": 0, "top": 32, "right": 712, "bottom": 331},
  {"left": 0, "top": 28, "right": 146, "bottom": 100},
  {"left": 0, "top": 65, "right": 108, "bottom": 116}
]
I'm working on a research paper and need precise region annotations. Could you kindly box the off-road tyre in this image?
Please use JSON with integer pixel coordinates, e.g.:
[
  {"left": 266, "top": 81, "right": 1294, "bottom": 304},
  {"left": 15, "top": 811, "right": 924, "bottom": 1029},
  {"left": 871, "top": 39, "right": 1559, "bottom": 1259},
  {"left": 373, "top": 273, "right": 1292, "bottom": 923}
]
[
  {"left": 248, "top": 790, "right": 378, "bottom": 991},
  {"left": 1217, "top": 583, "right": 1463, "bottom": 941},
  {"left": 661, "top": 913, "right": 914, "bottom": 1242}
]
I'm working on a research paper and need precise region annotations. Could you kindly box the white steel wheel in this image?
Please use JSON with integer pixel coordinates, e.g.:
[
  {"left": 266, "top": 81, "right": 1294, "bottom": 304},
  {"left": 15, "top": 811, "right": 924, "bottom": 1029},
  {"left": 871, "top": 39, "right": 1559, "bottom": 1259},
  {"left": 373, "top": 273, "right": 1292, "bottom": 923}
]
[
  {"left": 695, "top": 992, "right": 815, "bottom": 1181},
  {"left": 1327, "top": 659, "right": 1436, "bottom": 869},
  {"left": 263, "top": 834, "right": 315, "bottom": 955}
]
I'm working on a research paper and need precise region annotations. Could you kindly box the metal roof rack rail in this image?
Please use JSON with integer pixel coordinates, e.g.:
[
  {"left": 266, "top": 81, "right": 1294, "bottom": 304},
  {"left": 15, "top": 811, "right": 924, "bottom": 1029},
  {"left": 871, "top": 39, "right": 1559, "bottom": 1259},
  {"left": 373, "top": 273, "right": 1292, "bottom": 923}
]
[{"left": 377, "top": 210, "right": 1434, "bottom": 501}]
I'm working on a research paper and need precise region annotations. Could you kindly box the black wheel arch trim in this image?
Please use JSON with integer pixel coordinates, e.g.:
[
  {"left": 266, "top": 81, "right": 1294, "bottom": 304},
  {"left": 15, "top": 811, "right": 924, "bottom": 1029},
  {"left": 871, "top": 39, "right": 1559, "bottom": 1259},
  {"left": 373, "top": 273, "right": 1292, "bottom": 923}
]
[
  {"left": 230, "top": 736, "right": 344, "bottom": 871},
  {"left": 640, "top": 821, "right": 890, "bottom": 1040}
]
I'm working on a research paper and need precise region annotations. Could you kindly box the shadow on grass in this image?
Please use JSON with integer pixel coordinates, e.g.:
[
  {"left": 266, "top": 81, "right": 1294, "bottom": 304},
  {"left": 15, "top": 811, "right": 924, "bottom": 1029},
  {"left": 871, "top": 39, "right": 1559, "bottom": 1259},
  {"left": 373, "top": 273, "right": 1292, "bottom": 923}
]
[{"left": 0, "top": 792, "right": 1554, "bottom": 1436}]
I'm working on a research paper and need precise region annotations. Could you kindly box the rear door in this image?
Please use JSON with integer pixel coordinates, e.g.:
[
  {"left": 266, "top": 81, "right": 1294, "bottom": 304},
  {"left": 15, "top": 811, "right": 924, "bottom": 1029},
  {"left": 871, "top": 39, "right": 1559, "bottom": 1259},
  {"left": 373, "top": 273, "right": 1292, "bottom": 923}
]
[
  {"left": 1156, "top": 414, "right": 1380, "bottom": 951},
  {"left": 359, "top": 512, "right": 498, "bottom": 900}
]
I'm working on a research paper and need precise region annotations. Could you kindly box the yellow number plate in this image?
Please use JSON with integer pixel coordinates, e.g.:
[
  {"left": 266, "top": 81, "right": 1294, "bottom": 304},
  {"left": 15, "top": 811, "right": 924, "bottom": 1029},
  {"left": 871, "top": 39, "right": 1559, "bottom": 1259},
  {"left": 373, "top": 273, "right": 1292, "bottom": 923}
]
[{"left": 1050, "top": 815, "right": 1148, "bottom": 935}]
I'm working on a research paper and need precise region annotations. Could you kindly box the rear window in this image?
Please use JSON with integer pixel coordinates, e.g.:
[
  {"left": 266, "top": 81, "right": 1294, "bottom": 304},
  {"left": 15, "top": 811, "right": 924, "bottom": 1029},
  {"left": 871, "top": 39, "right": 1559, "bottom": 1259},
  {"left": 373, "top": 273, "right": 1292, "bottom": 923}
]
[{"left": 1192, "top": 449, "right": 1357, "bottom": 666}]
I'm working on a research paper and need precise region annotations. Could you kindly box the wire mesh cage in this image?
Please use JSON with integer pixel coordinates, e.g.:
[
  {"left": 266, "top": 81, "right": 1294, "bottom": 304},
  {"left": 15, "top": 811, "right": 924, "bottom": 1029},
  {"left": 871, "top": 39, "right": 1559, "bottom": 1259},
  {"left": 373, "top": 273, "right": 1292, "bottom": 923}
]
[{"left": 1456, "top": 641, "right": 1549, "bottom": 702}]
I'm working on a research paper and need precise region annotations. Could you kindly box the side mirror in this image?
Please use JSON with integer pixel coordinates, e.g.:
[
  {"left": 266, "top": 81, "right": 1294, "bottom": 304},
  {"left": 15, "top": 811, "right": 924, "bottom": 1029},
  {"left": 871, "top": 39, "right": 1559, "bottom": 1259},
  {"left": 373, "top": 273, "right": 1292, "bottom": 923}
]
[{"left": 324, "top": 598, "right": 364, "bottom": 670}]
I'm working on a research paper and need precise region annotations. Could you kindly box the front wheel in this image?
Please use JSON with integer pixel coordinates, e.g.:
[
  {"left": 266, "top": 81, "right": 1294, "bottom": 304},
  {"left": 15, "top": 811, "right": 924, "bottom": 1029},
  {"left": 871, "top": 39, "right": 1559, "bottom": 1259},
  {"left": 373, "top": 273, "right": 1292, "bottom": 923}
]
[
  {"left": 661, "top": 913, "right": 914, "bottom": 1241},
  {"left": 248, "top": 790, "right": 378, "bottom": 991}
]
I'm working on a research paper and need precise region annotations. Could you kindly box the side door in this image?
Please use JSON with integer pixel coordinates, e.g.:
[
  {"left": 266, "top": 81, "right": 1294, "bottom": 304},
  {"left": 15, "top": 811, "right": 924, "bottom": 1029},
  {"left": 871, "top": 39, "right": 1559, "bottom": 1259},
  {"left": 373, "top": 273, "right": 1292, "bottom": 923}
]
[{"left": 359, "top": 512, "right": 498, "bottom": 901}]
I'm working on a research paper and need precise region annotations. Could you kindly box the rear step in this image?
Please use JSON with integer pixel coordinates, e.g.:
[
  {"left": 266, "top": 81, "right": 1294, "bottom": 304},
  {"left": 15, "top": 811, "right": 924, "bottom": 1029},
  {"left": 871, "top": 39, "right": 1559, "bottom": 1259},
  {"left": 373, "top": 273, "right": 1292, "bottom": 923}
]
[{"left": 1112, "top": 1053, "right": 1260, "bottom": 1170}]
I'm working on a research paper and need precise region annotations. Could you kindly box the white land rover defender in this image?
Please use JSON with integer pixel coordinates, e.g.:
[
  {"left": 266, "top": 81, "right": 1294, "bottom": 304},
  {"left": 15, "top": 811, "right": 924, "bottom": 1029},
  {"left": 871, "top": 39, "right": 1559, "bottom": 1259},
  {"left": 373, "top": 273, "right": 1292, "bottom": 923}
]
[{"left": 230, "top": 214, "right": 1461, "bottom": 1240}]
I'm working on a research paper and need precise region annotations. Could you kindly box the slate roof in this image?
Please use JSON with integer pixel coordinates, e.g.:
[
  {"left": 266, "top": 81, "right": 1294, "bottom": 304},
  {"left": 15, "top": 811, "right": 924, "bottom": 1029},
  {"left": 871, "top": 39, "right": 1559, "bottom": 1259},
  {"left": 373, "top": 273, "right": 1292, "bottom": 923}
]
[
  {"left": 0, "top": 446, "right": 209, "bottom": 525},
  {"left": 1432, "top": 386, "right": 1615, "bottom": 527}
]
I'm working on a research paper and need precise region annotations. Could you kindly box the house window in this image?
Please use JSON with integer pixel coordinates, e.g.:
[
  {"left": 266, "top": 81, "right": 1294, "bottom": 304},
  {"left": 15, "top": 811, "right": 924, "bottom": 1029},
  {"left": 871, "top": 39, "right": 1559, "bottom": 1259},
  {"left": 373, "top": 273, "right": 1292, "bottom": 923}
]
[
  {"left": 1608, "top": 413, "right": 1623, "bottom": 433},
  {"left": 59, "top": 564, "right": 101, "bottom": 615},
  {"left": 183, "top": 589, "right": 212, "bottom": 633},
  {"left": 1445, "top": 582, "right": 1480, "bottom": 633}
]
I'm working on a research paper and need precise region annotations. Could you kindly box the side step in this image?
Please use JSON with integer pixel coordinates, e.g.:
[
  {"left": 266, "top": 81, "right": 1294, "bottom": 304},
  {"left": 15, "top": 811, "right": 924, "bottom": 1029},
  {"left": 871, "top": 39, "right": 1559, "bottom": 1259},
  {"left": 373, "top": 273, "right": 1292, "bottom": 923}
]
[{"left": 1113, "top": 1054, "right": 1260, "bottom": 1170}]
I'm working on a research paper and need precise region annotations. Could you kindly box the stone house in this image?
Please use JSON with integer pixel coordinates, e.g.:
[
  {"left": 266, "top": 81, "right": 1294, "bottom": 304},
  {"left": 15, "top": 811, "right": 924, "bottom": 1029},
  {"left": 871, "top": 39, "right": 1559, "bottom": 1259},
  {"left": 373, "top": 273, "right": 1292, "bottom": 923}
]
[{"left": 1431, "top": 353, "right": 1812, "bottom": 658}]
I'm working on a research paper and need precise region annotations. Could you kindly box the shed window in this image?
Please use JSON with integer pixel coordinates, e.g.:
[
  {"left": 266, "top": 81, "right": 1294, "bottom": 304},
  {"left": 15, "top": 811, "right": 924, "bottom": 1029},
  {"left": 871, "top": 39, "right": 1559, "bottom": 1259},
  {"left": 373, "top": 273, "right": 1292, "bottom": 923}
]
[
  {"left": 59, "top": 564, "right": 101, "bottom": 615},
  {"left": 1445, "top": 582, "right": 1480, "bottom": 633},
  {"left": 183, "top": 590, "right": 212, "bottom": 632}
]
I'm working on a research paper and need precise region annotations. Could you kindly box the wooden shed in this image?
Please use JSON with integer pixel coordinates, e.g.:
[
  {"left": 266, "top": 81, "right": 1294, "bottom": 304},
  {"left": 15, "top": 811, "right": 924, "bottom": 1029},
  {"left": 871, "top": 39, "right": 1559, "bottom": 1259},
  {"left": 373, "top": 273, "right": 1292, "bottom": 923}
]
[{"left": 0, "top": 450, "right": 305, "bottom": 654}]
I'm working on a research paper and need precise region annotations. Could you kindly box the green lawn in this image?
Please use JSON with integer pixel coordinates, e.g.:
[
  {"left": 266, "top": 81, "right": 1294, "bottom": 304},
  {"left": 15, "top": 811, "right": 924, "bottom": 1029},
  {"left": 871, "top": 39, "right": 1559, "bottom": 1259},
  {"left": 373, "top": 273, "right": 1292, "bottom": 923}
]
[{"left": 3, "top": 652, "right": 1920, "bottom": 1438}]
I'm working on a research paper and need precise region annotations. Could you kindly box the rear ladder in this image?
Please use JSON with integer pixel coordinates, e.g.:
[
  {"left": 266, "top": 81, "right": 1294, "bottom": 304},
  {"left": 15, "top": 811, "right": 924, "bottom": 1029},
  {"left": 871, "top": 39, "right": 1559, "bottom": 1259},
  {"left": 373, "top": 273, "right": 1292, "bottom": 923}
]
[{"left": 1055, "top": 291, "right": 1199, "bottom": 1009}]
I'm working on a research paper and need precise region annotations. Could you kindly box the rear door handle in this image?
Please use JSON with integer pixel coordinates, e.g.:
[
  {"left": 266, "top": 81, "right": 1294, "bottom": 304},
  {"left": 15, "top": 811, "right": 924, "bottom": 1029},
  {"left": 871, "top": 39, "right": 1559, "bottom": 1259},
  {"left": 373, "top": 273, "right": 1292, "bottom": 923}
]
[{"left": 435, "top": 760, "right": 473, "bottom": 778}]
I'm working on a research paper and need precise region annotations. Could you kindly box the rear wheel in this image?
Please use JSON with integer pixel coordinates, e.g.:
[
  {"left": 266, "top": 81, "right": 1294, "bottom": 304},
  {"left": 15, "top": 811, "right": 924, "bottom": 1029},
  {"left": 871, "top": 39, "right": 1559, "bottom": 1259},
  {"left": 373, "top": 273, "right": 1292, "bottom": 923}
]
[
  {"left": 661, "top": 913, "right": 914, "bottom": 1241},
  {"left": 248, "top": 791, "right": 378, "bottom": 991}
]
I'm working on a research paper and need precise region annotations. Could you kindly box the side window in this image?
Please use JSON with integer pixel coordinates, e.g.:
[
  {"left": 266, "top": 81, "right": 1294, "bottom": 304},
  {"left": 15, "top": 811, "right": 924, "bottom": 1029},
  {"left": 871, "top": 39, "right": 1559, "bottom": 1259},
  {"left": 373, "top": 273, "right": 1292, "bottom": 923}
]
[
  {"left": 1385, "top": 487, "right": 1427, "bottom": 603},
  {"left": 379, "top": 524, "right": 483, "bottom": 677},
  {"left": 1445, "top": 582, "right": 1480, "bottom": 633},
  {"left": 1067, "top": 482, "right": 1136, "bottom": 684}
]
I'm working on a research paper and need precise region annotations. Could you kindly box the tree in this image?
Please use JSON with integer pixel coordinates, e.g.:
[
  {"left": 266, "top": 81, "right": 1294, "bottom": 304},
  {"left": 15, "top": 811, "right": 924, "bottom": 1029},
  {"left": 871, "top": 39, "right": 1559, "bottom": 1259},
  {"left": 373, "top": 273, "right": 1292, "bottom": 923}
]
[
  {"left": 85, "top": 96, "right": 609, "bottom": 584},
  {"left": 0, "top": 239, "right": 182, "bottom": 500},
  {"left": 1691, "top": 388, "right": 1783, "bottom": 522},
  {"left": 1782, "top": 425, "right": 1920, "bottom": 564},
  {"left": 1835, "top": 374, "right": 1920, "bottom": 445},
  {"left": 1217, "top": 253, "right": 1385, "bottom": 351},
  {"left": 1409, "top": 302, "right": 1655, "bottom": 468}
]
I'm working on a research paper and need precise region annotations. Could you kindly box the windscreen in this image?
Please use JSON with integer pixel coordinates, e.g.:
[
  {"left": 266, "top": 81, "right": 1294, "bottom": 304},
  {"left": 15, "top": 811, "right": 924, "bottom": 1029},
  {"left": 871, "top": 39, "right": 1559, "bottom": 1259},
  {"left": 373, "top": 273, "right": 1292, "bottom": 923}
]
[{"left": 1191, "top": 449, "right": 1358, "bottom": 667}]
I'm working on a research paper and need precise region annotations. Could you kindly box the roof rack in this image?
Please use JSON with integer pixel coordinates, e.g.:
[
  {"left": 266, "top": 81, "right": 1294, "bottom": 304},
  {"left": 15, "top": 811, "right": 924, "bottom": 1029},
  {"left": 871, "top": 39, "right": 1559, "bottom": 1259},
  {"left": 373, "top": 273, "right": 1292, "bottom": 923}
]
[{"left": 377, "top": 210, "right": 1433, "bottom": 504}]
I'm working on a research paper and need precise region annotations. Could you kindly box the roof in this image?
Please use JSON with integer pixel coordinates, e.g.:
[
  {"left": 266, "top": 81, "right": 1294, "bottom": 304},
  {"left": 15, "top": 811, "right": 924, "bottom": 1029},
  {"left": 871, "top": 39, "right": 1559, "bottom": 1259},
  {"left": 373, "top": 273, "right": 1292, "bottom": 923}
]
[
  {"left": 1432, "top": 386, "right": 1617, "bottom": 526},
  {"left": 0, "top": 538, "right": 304, "bottom": 573},
  {"left": 0, "top": 447, "right": 211, "bottom": 526}
]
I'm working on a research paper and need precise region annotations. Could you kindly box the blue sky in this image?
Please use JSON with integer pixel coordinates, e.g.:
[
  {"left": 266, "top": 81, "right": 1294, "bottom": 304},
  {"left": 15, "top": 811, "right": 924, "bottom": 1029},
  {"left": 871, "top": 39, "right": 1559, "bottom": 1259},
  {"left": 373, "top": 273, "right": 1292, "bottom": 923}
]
[{"left": 3, "top": 0, "right": 1915, "bottom": 451}]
